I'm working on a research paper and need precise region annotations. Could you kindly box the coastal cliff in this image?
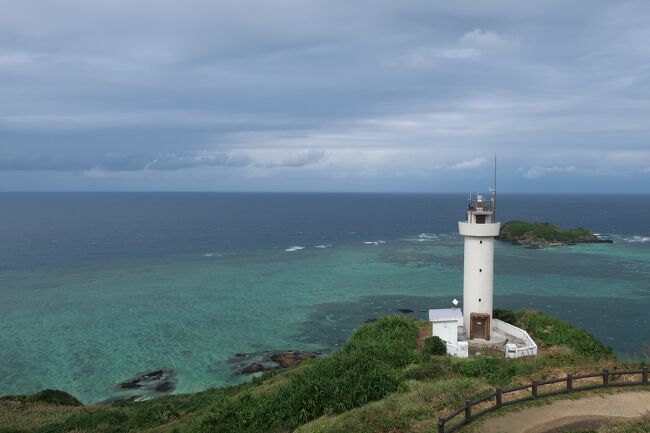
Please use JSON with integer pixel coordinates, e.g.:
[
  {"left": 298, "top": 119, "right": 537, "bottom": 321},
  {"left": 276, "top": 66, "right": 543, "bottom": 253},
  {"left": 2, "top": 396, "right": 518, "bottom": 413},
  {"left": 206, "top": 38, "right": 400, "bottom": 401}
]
[{"left": 498, "top": 220, "right": 613, "bottom": 248}]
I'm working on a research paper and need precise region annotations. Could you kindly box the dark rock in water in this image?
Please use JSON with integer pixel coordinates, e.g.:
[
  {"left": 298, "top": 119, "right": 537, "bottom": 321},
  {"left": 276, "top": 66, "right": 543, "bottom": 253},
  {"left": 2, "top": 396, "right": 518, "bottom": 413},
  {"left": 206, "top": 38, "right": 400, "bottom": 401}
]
[
  {"left": 119, "top": 380, "right": 142, "bottom": 389},
  {"left": 364, "top": 318, "right": 377, "bottom": 323},
  {"left": 154, "top": 381, "right": 175, "bottom": 393},
  {"left": 239, "top": 363, "right": 269, "bottom": 375},
  {"left": 396, "top": 308, "right": 414, "bottom": 314},
  {"left": 270, "top": 351, "right": 314, "bottom": 368},
  {"left": 118, "top": 369, "right": 175, "bottom": 394},
  {"left": 142, "top": 370, "right": 164, "bottom": 380},
  {"left": 232, "top": 349, "right": 323, "bottom": 375}
]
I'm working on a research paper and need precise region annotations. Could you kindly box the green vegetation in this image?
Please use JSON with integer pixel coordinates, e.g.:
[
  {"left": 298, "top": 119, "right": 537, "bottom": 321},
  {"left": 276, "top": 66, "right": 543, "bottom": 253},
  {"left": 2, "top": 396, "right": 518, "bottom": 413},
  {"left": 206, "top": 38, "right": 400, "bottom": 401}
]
[
  {"left": 0, "top": 390, "right": 82, "bottom": 407},
  {"left": 492, "top": 308, "right": 517, "bottom": 324},
  {"left": 499, "top": 220, "right": 608, "bottom": 248},
  {"left": 423, "top": 336, "right": 447, "bottom": 356},
  {"left": 0, "top": 311, "right": 643, "bottom": 433},
  {"left": 516, "top": 309, "right": 614, "bottom": 358}
]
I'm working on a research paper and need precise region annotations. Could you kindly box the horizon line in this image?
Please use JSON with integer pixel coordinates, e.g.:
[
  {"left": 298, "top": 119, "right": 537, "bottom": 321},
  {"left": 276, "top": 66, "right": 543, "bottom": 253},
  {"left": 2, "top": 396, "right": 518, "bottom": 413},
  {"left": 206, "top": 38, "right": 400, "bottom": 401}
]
[{"left": 0, "top": 190, "right": 649, "bottom": 195}]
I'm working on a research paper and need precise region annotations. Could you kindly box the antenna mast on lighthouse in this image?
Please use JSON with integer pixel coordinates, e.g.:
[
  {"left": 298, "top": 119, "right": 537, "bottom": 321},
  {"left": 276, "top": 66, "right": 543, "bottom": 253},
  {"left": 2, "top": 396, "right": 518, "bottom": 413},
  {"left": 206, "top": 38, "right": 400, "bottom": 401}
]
[{"left": 492, "top": 154, "right": 497, "bottom": 220}]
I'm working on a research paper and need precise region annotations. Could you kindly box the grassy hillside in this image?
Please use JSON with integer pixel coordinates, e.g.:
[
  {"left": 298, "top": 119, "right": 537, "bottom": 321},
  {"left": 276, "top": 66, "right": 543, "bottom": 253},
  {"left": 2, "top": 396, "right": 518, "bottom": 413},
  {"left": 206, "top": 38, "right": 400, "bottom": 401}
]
[{"left": 1, "top": 311, "right": 644, "bottom": 433}]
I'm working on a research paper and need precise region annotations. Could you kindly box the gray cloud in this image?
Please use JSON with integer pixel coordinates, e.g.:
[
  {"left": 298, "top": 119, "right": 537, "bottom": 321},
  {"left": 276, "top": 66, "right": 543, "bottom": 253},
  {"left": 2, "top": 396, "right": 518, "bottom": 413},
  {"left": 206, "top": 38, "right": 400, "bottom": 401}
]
[
  {"left": 256, "top": 150, "right": 326, "bottom": 168},
  {"left": 1, "top": 0, "right": 650, "bottom": 191},
  {"left": 145, "top": 152, "right": 252, "bottom": 171}
]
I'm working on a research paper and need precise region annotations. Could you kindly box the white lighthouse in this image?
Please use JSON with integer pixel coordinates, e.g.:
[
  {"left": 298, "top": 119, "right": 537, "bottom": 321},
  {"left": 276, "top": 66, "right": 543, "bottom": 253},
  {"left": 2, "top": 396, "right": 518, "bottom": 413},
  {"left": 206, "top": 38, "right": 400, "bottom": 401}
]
[
  {"left": 459, "top": 193, "right": 500, "bottom": 340},
  {"left": 428, "top": 167, "right": 538, "bottom": 357}
]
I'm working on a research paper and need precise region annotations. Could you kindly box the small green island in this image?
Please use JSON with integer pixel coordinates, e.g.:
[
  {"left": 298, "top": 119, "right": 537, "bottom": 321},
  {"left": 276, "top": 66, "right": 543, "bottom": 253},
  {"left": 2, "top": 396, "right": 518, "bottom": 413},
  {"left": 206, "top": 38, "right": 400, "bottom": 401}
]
[
  {"left": 2, "top": 310, "right": 648, "bottom": 433},
  {"left": 498, "top": 220, "right": 613, "bottom": 249}
]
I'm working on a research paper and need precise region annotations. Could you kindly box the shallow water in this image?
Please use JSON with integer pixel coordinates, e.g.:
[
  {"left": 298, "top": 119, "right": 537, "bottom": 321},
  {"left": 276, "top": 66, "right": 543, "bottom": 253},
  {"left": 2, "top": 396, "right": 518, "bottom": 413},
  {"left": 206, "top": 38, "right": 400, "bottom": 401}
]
[{"left": 0, "top": 193, "right": 648, "bottom": 402}]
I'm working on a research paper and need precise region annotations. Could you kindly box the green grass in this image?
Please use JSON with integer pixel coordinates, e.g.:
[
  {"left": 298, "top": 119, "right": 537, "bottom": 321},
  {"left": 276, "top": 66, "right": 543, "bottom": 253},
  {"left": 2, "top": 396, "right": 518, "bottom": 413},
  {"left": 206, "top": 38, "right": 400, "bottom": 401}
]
[
  {"left": 1, "top": 311, "right": 643, "bottom": 433},
  {"left": 516, "top": 309, "right": 614, "bottom": 358}
]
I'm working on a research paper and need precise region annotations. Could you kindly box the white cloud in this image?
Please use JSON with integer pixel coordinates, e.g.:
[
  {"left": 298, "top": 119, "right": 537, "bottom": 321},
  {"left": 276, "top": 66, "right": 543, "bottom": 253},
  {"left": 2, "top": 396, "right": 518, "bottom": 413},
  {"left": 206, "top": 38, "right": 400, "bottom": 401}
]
[
  {"left": 519, "top": 165, "right": 578, "bottom": 179},
  {"left": 451, "top": 158, "right": 489, "bottom": 170},
  {"left": 459, "top": 28, "right": 521, "bottom": 52},
  {"left": 403, "top": 28, "right": 519, "bottom": 68}
]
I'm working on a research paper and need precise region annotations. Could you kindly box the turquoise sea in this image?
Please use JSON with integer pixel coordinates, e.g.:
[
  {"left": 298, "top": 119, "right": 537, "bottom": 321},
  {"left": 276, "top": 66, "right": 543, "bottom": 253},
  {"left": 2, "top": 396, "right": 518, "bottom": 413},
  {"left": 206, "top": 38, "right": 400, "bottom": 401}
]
[{"left": 0, "top": 193, "right": 648, "bottom": 403}]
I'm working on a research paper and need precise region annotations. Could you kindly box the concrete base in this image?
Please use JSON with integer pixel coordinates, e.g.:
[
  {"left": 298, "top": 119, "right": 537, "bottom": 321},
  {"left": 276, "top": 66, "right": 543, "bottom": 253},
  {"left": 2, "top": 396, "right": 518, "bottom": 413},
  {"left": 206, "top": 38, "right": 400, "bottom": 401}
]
[{"left": 458, "top": 325, "right": 527, "bottom": 351}]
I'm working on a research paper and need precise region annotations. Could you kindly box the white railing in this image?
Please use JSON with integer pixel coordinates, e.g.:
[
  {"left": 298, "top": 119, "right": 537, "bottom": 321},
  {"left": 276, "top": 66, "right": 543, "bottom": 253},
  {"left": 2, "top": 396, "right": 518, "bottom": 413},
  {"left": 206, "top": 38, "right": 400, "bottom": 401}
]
[{"left": 492, "top": 319, "right": 538, "bottom": 358}]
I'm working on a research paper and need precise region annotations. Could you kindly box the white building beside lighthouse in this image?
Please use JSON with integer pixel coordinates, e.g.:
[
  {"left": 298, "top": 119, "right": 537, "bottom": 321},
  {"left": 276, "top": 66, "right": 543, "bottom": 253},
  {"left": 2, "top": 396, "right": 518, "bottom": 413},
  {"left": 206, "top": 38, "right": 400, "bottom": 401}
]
[{"left": 428, "top": 189, "right": 537, "bottom": 358}]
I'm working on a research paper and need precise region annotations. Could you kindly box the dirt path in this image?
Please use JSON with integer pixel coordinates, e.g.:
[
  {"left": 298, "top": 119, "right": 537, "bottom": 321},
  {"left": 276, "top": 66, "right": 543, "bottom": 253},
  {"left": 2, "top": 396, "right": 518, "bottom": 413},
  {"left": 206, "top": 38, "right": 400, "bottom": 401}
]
[{"left": 476, "top": 391, "right": 650, "bottom": 433}]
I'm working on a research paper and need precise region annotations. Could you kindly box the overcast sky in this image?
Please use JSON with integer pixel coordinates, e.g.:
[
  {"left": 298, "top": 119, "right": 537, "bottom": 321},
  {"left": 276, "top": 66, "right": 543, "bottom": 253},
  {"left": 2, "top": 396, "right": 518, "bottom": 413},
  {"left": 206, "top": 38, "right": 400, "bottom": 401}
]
[{"left": 1, "top": 0, "right": 650, "bottom": 192}]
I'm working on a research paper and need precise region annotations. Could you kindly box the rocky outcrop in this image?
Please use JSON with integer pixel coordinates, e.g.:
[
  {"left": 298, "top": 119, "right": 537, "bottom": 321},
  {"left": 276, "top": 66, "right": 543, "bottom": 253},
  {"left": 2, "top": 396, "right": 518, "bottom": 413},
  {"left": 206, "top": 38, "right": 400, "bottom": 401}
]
[
  {"left": 270, "top": 352, "right": 315, "bottom": 368},
  {"left": 239, "top": 363, "right": 269, "bottom": 374},
  {"left": 237, "top": 350, "right": 321, "bottom": 375}
]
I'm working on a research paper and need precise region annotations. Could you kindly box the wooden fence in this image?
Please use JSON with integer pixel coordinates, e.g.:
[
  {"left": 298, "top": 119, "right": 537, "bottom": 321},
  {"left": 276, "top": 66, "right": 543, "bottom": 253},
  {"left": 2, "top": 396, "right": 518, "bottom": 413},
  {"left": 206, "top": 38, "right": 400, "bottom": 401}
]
[{"left": 438, "top": 367, "right": 649, "bottom": 433}]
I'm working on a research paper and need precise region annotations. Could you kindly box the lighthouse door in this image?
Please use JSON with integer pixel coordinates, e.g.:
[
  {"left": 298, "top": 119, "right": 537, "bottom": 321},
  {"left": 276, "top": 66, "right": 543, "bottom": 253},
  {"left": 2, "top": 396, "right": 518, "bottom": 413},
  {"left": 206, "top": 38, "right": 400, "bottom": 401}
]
[{"left": 470, "top": 313, "right": 491, "bottom": 340}]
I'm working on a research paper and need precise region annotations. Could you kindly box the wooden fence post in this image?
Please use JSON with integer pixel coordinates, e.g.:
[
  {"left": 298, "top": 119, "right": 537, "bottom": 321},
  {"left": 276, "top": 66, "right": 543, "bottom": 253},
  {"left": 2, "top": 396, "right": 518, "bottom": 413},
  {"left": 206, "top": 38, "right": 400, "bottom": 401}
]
[
  {"left": 567, "top": 374, "right": 573, "bottom": 391},
  {"left": 532, "top": 380, "right": 538, "bottom": 397},
  {"left": 496, "top": 388, "right": 502, "bottom": 407},
  {"left": 438, "top": 417, "right": 445, "bottom": 433},
  {"left": 603, "top": 369, "right": 609, "bottom": 387},
  {"left": 643, "top": 367, "right": 648, "bottom": 384},
  {"left": 464, "top": 400, "right": 472, "bottom": 423}
]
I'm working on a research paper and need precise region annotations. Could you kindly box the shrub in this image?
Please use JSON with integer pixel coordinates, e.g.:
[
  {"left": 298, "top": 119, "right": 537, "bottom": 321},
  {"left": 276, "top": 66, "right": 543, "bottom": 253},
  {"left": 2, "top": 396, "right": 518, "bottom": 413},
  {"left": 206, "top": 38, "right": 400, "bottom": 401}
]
[
  {"left": 402, "top": 361, "right": 444, "bottom": 381},
  {"left": 492, "top": 308, "right": 517, "bottom": 325},
  {"left": 0, "top": 389, "right": 82, "bottom": 407},
  {"left": 343, "top": 316, "right": 421, "bottom": 368},
  {"left": 422, "top": 336, "right": 447, "bottom": 356}
]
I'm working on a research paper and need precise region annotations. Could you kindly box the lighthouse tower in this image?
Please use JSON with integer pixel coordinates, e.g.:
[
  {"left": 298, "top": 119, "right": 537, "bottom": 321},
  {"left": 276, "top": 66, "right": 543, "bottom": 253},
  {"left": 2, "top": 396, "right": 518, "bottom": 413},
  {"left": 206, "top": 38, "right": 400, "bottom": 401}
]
[{"left": 458, "top": 193, "right": 500, "bottom": 340}]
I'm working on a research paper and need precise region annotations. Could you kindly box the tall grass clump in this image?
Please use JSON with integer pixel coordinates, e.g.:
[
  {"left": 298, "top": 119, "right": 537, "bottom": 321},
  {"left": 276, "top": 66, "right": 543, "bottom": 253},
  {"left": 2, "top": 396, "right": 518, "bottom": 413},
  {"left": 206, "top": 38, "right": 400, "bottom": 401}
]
[{"left": 343, "top": 316, "right": 421, "bottom": 367}]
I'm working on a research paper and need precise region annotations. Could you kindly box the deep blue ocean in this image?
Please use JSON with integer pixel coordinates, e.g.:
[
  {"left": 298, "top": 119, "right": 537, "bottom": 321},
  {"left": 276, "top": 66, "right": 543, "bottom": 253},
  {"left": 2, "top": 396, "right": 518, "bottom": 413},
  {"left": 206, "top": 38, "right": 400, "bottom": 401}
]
[{"left": 0, "top": 193, "right": 648, "bottom": 402}]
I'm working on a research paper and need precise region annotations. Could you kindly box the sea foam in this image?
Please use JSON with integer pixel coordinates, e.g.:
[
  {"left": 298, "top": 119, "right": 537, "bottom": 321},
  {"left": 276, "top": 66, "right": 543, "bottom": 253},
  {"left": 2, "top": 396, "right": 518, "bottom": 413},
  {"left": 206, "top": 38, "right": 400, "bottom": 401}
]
[{"left": 285, "top": 246, "right": 305, "bottom": 252}]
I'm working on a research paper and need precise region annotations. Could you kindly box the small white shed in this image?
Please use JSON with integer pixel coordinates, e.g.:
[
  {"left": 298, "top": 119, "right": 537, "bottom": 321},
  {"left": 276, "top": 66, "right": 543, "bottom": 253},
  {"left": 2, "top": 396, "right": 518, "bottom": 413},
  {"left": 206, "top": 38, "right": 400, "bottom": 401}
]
[{"left": 428, "top": 308, "right": 463, "bottom": 346}]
